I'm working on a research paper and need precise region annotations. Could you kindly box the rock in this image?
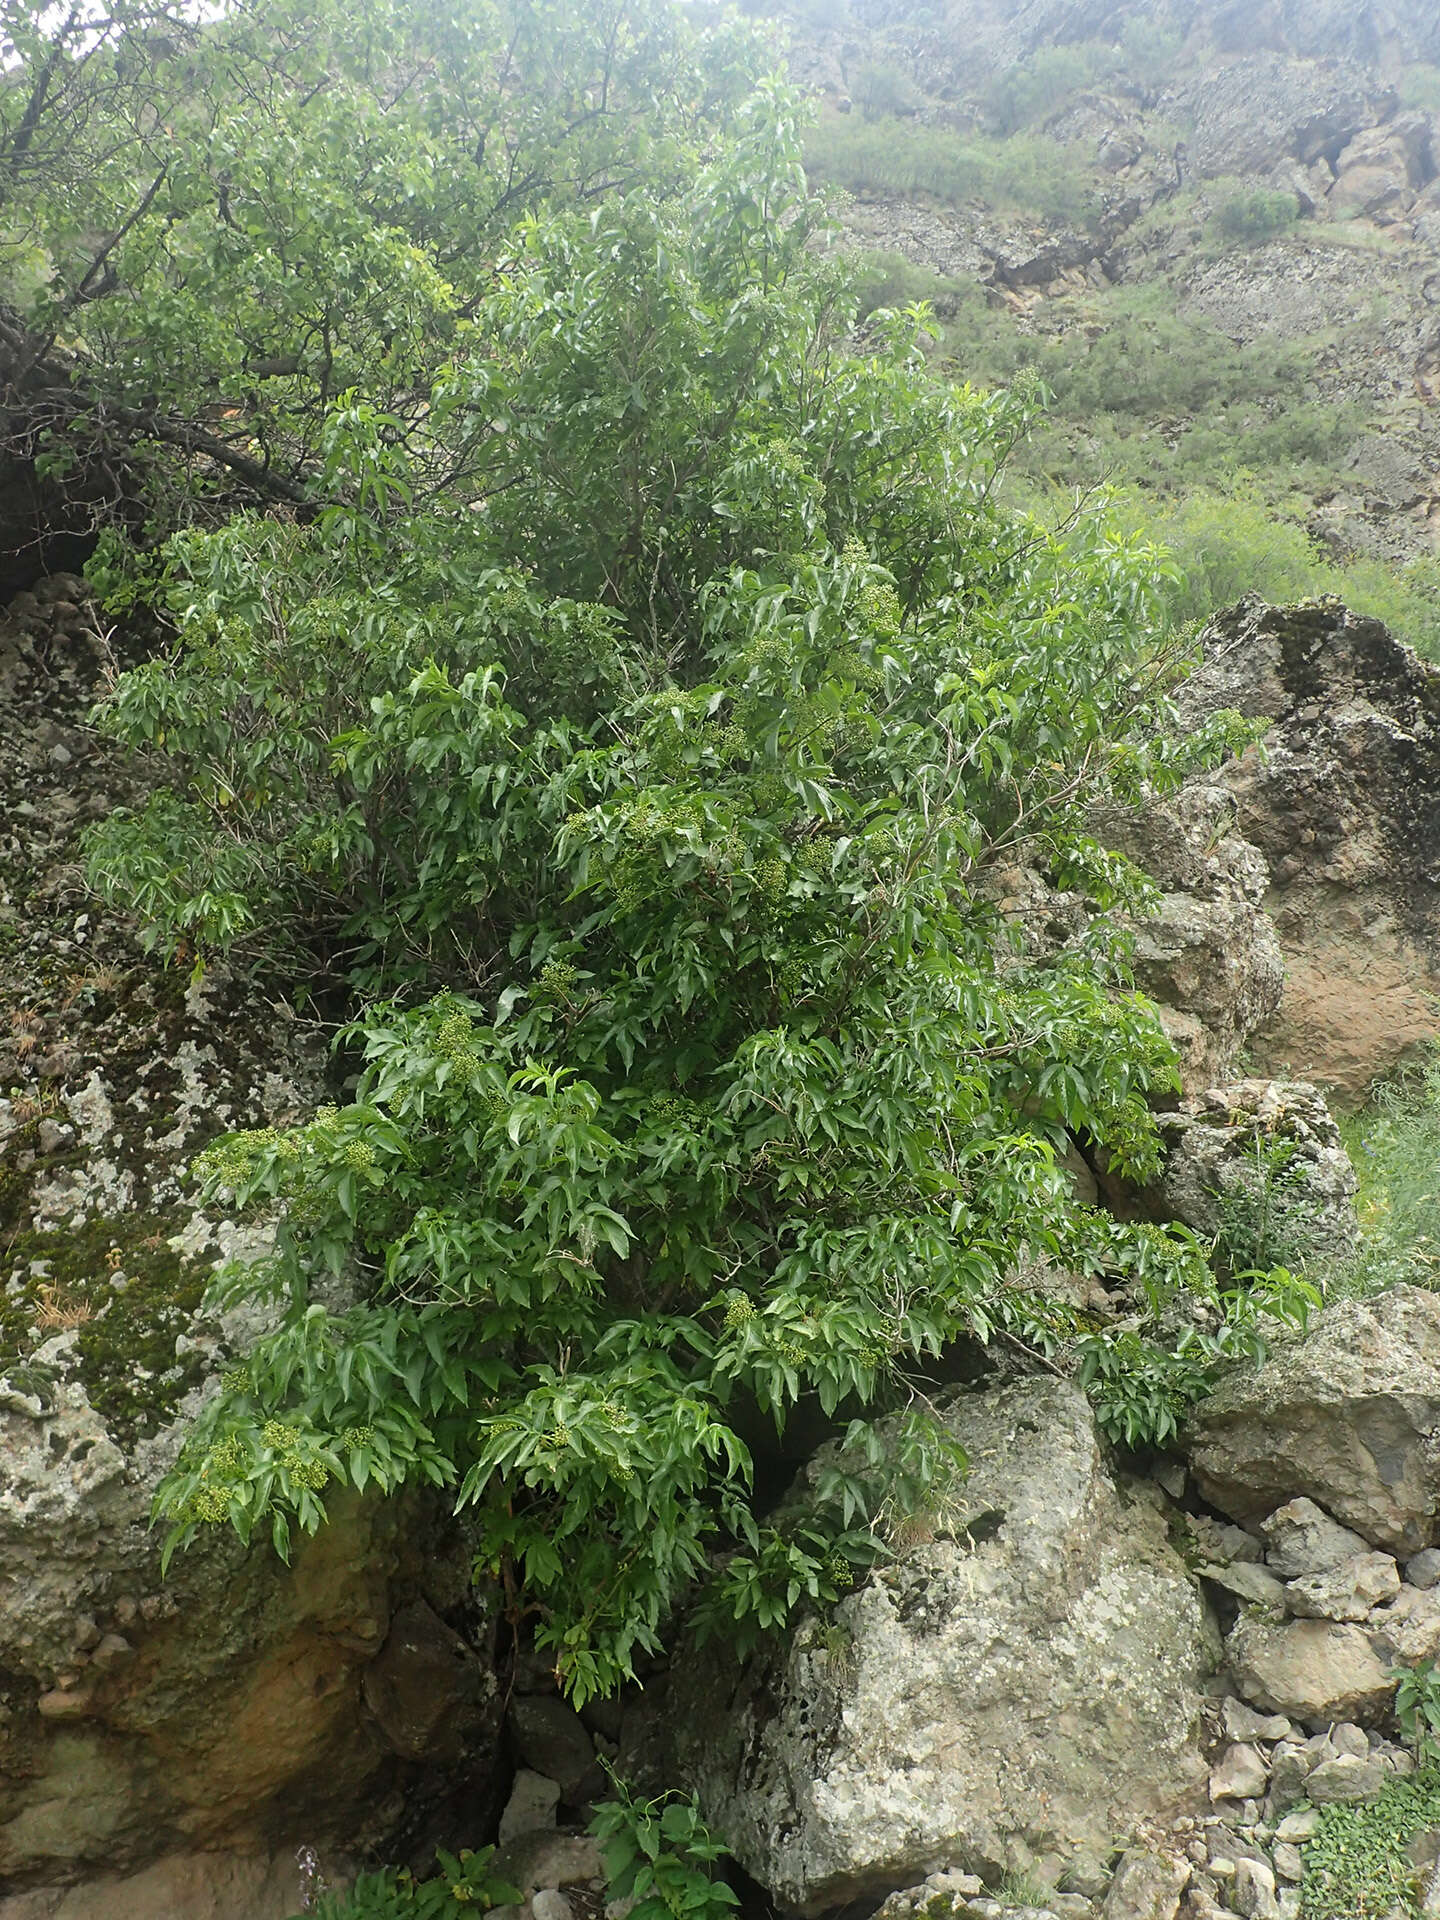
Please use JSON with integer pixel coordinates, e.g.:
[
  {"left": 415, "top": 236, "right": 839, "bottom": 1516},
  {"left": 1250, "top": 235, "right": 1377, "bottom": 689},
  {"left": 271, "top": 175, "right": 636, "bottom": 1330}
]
[
  {"left": 1306, "top": 1753, "right": 1388, "bottom": 1802},
  {"left": 1177, "top": 599, "right": 1440, "bottom": 1102},
  {"left": 509, "top": 1694, "right": 602, "bottom": 1804},
  {"left": 490, "top": 1832, "right": 604, "bottom": 1898},
  {"left": 1187, "top": 1293, "right": 1440, "bottom": 1555},
  {"left": 1199, "top": 1563, "right": 1287, "bottom": 1609},
  {"left": 1222, "top": 1699, "right": 1292, "bottom": 1743},
  {"left": 1285, "top": 1552, "right": 1401, "bottom": 1621},
  {"left": 1271, "top": 1843, "right": 1303, "bottom": 1882},
  {"left": 0, "top": 1846, "right": 312, "bottom": 1920},
  {"left": 0, "top": 580, "right": 505, "bottom": 1902},
  {"left": 499, "top": 1771, "right": 562, "bottom": 1844},
  {"left": 1226, "top": 1616, "right": 1395, "bottom": 1723},
  {"left": 1368, "top": 1585, "right": 1440, "bottom": 1664},
  {"left": 1232, "top": 1858, "right": 1279, "bottom": 1920},
  {"left": 532, "top": 1892, "right": 574, "bottom": 1920},
  {"left": 361, "top": 1600, "right": 484, "bottom": 1761},
  {"left": 1153, "top": 1081, "right": 1356, "bottom": 1265},
  {"left": 1330, "top": 1721, "right": 1371, "bottom": 1757},
  {"left": 660, "top": 1380, "right": 1212, "bottom": 1913},
  {"left": 1210, "top": 1745, "right": 1269, "bottom": 1802},
  {"left": 1408, "top": 1549, "right": 1440, "bottom": 1590},
  {"left": 1191, "top": 1520, "right": 1265, "bottom": 1566},
  {"left": 1099, "top": 1849, "right": 1190, "bottom": 1920},
  {"left": 1275, "top": 1810, "right": 1321, "bottom": 1841},
  {"left": 1095, "top": 785, "right": 1283, "bottom": 1093},
  {"left": 1260, "top": 1500, "right": 1372, "bottom": 1578}
]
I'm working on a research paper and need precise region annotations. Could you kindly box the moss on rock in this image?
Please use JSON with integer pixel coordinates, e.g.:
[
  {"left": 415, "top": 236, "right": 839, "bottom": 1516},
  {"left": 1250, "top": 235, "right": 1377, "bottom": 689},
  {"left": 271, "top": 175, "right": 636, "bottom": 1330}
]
[{"left": 1, "top": 1209, "right": 211, "bottom": 1443}]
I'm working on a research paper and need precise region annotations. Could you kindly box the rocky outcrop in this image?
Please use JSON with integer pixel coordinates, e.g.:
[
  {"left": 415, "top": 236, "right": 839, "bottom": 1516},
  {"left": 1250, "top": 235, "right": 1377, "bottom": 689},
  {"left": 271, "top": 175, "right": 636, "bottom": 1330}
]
[
  {"left": 0, "top": 580, "right": 503, "bottom": 1908},
  {"left": 1151, "top": 1079, "right": 1358, "bottom": 1264},
  {"left": 1094, "top": 786, "right": 1284, "bottom": 1094},
  {"left": 1177, "top": 596, "right": 1440, "bottom": 1101},
  {"left": 659, "top": 1379, "right": 1214, "bottom": 1914},
  {"left": 1186, "top": 1285, "right": 1440, "bottom": 1553}
]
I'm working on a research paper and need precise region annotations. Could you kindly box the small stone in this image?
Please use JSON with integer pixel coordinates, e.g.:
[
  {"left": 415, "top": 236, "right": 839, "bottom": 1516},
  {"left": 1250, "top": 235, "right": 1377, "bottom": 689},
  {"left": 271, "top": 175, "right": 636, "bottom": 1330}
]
[
  {"left": 1407, "top": 1549, "right": 1440, "bottom": 1590},
  {"left": 1100, "top": 1848, "right": 1189, "bottom": 1920},
  {"left": 71, "top": 1615, "right": 101, "bottom": 1653},
  {"left": 1211, "top": 1746, "right": 1269, "bottom": 1803},
  {"left": 1051, "top": 1900, "right": 1095, "bottom": 1920},
  {"left": 1200, "top": 1563, "right": 1287, "bottom": 1608},
  {"left": 1260, "top": 1501, "right": 1370, "bottom": 1579},
  {"left": 1275, "top": 1811, "right": 1320, "bottom": 1842},
  {"left": 89, "top": 1632, "right": 133, "bottom": 1672},
  {"left": 1062, "top": 1857, "right": 1113, "bottom": 1900},
  {"left": 1271, "top": 1845, "right": 1303, "bottom": 1884},
  {"left": 1330, "top": 1722, "right": 1370, "bottom": 1758},
  {"left": 1306, "top": 1754, "right": 1387, "bottom": 1804},
  {"left": 1223, "top": 1699, "right": 1291, "bottom": 1744},
  {"left": 1154, "top": 1461, "right": 1186, "bottom": 1499},
  {"left": 532, "top": 1892, "right": 574, "bottom": 1920},
  {"left": 37, "top": 1688, "right": 93, "bottom": 1719},
  {"left": 47, "top": 742, "right": 72, "bottom": 766},
  {"left": 498, "top": 1769, "right": 562, "bottom": 1843},
  {"left": 1232, "top": 1858, "right": 1279, "bottom": 1920}
]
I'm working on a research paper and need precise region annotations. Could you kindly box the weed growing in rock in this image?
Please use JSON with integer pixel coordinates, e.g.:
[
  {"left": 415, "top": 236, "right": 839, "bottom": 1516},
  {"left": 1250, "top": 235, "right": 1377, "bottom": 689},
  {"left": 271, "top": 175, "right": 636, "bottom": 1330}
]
[
  {"left": 296, "top": 1847, "right": 520, "bottom": 1919},
  {"left": 1394, "top": 1661, "right": 1440, "bottom": 1767},
  {"left": 1301, "top": 1766, "right": 1440, "bottom": 1918},
  {"left": 590, "top": 1780, "right": 739, "bottom": 1920}
]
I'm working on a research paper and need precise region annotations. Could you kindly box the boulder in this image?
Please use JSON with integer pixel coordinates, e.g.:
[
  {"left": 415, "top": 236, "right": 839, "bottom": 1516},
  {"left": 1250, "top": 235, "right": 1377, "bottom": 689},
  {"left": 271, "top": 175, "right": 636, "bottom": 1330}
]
[
  {"left": 1368, "top": 1585, "right": 1440, "bottom": 1665},
  {"left": 0, "top": 579, "right": 503, "bottom": 1900},
  {"left": 1284, "top": 1552, "right": 1400, "bottom": 1621},
  {"left": 1152, "top": 1080, "right": 1357, "bottom": 1266},
  {"left": 1186, "top": 1288, "right": 1440, "bottom": 1554},
  {"left": 507, "top": 1695, "right": 602, "bottom": 1805},
  {"left": 1177, "top": 598, "right": 1440, "bottom": 1102},
  {"left": 659, "top": 1379, "right": 1213, "bottom": 1913},
  {"left": 1260, "top": 1499, "right": 1371, "bottom": 1577},
  {"left": 1225, "top": 1616, "right": 1395, "bottom": 1723},
  {"left": 1094, "top": 785, "right": 1283, "bottom": 1094}
]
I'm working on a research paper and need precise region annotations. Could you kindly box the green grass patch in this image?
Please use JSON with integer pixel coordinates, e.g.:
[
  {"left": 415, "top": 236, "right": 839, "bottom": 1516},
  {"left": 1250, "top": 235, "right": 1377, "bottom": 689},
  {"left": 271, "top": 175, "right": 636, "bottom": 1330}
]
[
  {"left": 1302, "top": 1768, "right": 1440, "bottom": 1917},
  {"left": 806, "top": 109, "right": 1099, "bottom": 221},
  {"left": 1334, "top": 1052, "right": 1440, "bottom": 1298}
]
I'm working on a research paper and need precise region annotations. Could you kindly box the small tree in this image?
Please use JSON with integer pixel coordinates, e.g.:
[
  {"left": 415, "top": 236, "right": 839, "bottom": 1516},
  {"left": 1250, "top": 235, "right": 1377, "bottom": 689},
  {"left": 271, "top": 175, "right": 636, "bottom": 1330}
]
[{"left": 88, "top": 80, "right": 1278, "bottom": 1702}]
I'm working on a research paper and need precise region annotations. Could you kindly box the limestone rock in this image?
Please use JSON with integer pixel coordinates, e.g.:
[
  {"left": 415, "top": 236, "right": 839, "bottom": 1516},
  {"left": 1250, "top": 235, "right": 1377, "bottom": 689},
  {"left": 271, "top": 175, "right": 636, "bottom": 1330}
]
[
  {"left": 1305, "top": 1753, "right": 1388, "bottom": 1802},
  {"left": 1177, "top": 599, "right": 1440, "bottom": 1102},
  {"left": 660, "top": 1379, "right": 1212, "bottom": 1913},
  {"left": 0, "top": 579, "right": 503, "bottom": 1899},
  {"left": 1284, "top": 1552, "right": 1400, "bottom": 1621},
  {"left": 1187, "top": 1290, "right": 1440, "bottom": 1554},
  {"left": 1407, "top": 1549, "right": 1440, "bottom": 1589},
  {"left": 1099, "top": 1849, "right": 1190, "bottom": 1920},
  {"left": 1094, "top": 785, "right": 1283, "bottom": 1093},
  {"left": 1153, "top": 1081, "right": 1356, "bottom": 1265},
  {"left": 508, "top": 1695, "right": 602, "bottom": 1804},
  {"left": 490, "top": 1832, "right": 604, "bottom": 1898},
  {"left": 1226, "top": 1617, "right": 1395, "bottom": 1723},
  {"left": 1198, "top": 1563, "right": 1287, "bottom": 1609},
  {"left": 1210, "top": 1745, "right": 1269, "bottom": 1802},
  {"left": 1367, "top": 1584, "right": 1440, "bottom": 1665},
  {"left": 0, "top": 1847, "right": 313, "bottom": 1920},
  {"left": 1260, "top": 1500, "right": 1372, "bottom": 1578},
  {"left": 500, "top": 1771, "right": 562, "bottom": 1844}
]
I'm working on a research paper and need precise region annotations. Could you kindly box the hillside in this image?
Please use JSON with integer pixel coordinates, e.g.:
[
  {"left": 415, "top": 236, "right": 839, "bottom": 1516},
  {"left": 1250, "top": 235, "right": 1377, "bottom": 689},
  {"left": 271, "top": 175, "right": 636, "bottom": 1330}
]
[{"left": 777, "top": 0, "right": 1440, "bottom": 650}]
